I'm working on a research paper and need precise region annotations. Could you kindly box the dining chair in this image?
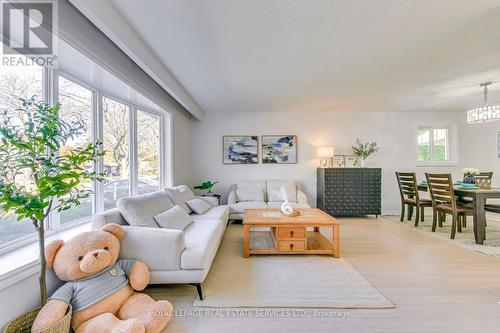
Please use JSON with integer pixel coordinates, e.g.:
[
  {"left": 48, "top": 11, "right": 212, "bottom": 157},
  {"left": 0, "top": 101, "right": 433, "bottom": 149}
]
[
  {"left": 396, "top": 172, "right": 432, "bottom": 226},
  {"left": 425, "top": 173, "right": 474, "bottom": 239}
]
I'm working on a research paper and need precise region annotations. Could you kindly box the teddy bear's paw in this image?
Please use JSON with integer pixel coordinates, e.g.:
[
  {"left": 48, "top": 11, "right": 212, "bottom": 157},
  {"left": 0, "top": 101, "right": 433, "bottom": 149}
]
[{"left": 75, "top": 313, "right": 145, "bottom": 333}]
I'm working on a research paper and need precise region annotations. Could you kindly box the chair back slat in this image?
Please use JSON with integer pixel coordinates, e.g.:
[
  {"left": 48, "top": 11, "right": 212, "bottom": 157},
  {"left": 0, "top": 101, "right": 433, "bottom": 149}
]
[
  {"left": 425, "top": 173, "right": 456, "bottom": 208},
  {"left": 396, "top": 172, "right": 419, "bottom": 201}
]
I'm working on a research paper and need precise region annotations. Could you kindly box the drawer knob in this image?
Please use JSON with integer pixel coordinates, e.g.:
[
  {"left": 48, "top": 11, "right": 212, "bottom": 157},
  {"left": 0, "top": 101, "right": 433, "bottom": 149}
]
[
  {"left": 290, "top": 244, "right": 294, "bottom": 250},
  {"left": 290, "top": 230, "right": 294, "bottom": 237}
]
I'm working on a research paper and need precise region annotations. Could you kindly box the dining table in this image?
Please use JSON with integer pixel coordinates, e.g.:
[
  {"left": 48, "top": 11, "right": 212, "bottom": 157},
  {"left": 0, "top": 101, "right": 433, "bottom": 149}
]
[{"left": 417, "top": 183, "right": 500, "bottom": 245}]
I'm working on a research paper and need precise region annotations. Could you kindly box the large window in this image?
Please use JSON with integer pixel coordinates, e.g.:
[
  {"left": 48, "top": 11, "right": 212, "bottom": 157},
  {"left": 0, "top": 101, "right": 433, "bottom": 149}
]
[
  {"left": 0, "top": 66, "right": 165, "bottom": 251},
  {"left": 103, "top": 97, "right": 131, "bottom": 210},
  {"left": 0, "top": 65, "right": 44, "bottom": 246},
  {"left": 137, "top": 110, "right": 161, "bottom": 194},
  {"left": 418, "top": 127, "right": 449, "bottom": 162},
  {"left": 58, "top": 76, "right": 94, "bottom": 224}
]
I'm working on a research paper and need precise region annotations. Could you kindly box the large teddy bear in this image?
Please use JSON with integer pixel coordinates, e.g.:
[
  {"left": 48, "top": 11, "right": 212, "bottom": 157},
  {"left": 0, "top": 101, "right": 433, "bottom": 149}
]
[{"left": 32, "top": 223, "right": 173, "bottom": 333}]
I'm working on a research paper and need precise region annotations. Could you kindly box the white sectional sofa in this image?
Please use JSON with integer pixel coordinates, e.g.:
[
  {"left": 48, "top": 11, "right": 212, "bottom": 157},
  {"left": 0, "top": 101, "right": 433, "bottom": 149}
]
[
  {"left": 227, "top": 179, "right": 310, "bottom": 220},
  {"left": 91, "top": 185, "right": 228, "bottom": 300}
]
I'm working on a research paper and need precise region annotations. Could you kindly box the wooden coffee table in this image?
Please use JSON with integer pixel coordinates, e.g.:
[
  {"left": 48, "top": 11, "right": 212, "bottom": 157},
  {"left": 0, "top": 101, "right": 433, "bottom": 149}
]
[{"left": 243, "top": 208, "right": 340, "bottom": 258}]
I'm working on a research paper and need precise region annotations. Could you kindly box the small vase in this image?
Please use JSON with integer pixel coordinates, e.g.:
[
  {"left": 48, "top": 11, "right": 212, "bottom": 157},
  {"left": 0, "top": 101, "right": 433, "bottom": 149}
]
[
  {"left": 463, "top": 174, "right": 476, "bottom": 184},
  {"left": 359, "top": 158, "right": 365, "bottom": 168}
]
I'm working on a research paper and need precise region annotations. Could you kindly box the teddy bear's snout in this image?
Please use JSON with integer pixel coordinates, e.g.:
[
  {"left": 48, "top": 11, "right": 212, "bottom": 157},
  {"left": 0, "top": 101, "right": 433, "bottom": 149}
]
[{"left": 80, "top": 249, "right": 112, "bottom": 274}]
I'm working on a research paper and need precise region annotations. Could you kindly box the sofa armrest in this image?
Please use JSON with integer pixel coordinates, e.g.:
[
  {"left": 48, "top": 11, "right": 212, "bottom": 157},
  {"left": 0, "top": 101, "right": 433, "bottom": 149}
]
[
  {"left": 91, "top": 208, "right": 127, "bottom": 229},
  {"left": 198, "top": 196, "right": 219, "bottom": 207},
  {"left": 297, "top": 190, "right": 308, "bottom": 205},
  {"left": 119, "top": 226, "right": 185, "bottom": 271},
  {"left": 227, "top": 189, "right": 237, "bottom": 204}
]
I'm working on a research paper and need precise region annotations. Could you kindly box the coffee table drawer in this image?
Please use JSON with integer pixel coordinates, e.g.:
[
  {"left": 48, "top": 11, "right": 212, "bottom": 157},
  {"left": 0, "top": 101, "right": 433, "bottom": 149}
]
[
  {"left": 278, "top": 240, "right": 306, "bottom": 252},
  {"left": 278, "top": 227, "right": 305, "bottom": 239}
]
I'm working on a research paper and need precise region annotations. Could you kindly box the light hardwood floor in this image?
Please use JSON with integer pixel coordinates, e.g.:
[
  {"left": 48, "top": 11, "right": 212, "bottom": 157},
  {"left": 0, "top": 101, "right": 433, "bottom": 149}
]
[{"left": 146, "top": 217, "right": 500, "bottom": 333}]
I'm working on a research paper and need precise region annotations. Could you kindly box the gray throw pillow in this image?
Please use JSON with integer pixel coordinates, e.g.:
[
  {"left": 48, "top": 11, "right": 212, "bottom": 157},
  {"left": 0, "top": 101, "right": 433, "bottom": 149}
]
[
  {"left": 186, "top": 198, "right": 212, "bottom": 215},
  {"left": 154, "top": 205, "right": 193, "bottom": 230}
]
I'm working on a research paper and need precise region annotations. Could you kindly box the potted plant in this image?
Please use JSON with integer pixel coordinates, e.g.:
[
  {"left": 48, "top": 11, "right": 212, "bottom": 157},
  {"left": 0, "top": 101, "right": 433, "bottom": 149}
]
[
  {"left": 462, "top": 168, "right": 480, "bottom": 184},
  {"left": 194, "top": 180, "right": 219, "bottom": 196},
  {"left": 352, "top": 139, "right": 379, "bottom": 167},
  {"left": 0, "top": 98, "right": 105, "bottom": 332}
]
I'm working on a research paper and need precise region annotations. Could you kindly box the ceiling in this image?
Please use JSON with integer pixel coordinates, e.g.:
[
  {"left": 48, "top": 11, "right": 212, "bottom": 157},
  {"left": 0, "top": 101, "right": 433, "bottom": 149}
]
[{"left": 79, "top": 0, "right": 500, "bottom": 114}]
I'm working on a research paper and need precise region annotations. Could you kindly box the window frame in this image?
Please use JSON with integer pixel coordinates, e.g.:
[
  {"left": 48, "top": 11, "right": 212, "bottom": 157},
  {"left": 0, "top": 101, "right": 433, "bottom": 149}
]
[
  {"left": 416, "top": 125, "right": 458, "bottom": 167},
  {"left": 0, "top": 67, "right": 167, "bottom": 254}
]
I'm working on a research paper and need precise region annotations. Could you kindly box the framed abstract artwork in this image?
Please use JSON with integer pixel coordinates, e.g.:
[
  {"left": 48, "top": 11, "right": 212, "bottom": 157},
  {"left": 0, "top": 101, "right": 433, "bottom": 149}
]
[
  {"left": 223, "top": 136, "right": 258, "bottom": 164},
  {"left": 261, "top": 135, "right": 297, "bottom": 164}
]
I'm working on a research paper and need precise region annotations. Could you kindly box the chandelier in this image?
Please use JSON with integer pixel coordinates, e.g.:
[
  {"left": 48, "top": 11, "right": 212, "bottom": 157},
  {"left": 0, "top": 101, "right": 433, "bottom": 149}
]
[{"left": 466, "top": 82, "right": 500, "bottom": 124}]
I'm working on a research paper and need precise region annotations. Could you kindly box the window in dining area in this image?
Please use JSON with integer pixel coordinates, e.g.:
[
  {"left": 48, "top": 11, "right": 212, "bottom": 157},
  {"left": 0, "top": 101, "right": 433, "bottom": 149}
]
[{"left": 418, "top": 127, "right": 449, "bottom": 162}]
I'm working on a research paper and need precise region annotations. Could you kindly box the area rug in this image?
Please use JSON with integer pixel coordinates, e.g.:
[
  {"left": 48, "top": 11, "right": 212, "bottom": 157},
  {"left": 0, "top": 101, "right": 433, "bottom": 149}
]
[
  {"left": 193, "top": 225, "right": 394, "bottom": 309},
  {"left": 385, "top": 213, "right": 500, "bottom": 257}
]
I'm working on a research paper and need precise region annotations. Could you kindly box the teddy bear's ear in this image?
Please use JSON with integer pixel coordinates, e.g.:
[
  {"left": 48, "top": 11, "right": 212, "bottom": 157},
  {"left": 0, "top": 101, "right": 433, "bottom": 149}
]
[
  {"left": 102, "top": 223, "right": 125, "bottom": 240},
  {"left": 45, "top": 240, "right": 64, "bottom": 268}
]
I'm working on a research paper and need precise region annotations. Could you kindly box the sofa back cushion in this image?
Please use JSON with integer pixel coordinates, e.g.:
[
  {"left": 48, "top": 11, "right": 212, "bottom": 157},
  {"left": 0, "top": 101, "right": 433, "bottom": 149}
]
[
  {"left": 236, "top": 188, "right": 265, "bottom": 202},
  {"left": 165, "top": 185, "right": 196, "bottom": 214},
  {"left": 117, "top": 191, "right": 173, "bottom": 228},
  {"left": 267, "top": 180, "right": 298, "bottom": 202},
  {"left": 237, "top": 180, "right": 267, "bottom": 201},
  {"left": 154, "top": 205, "right": 193, "bottom": 230}
]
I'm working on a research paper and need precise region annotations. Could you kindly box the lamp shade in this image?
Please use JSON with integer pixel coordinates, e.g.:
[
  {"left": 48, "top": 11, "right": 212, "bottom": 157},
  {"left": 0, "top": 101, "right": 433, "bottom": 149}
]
[{"left": 317, "top": 146, "right": 334, "bottom": 157}]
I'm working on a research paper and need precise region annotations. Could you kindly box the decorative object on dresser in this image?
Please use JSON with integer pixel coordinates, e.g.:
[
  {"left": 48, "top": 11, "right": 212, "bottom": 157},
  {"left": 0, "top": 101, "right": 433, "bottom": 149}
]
[
  {"left": 242, "top": 208, "right": 340, "bottom": 258},
  {"left": 462, "top": 168, "right": 480, "bottom": 184},
  {"left": 351, "top": 139, "right": 379, "bottom": 167},
  {"left": 317, "top": 146, "right": 334, "bottom": 167},
  {"left": 345, "top": 155, "right": 360, "bottom": 167},
  {"left": 317, "top": 168, "right": 382, "bottom": 217},
  {"left": 261, "top": 135, "right": 297, "bottom": 163},
  {"left": 333, "top": 155, "right": 346, "bottom": 167},
  {"left": 223, "top": 135, "right": 258, "bottom": 164}
]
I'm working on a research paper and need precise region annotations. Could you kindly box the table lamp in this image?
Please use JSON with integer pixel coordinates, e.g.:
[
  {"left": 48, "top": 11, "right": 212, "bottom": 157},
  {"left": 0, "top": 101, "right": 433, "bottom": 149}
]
[{"left": 317, "top": 146, "right": 334, "bottom": 168}]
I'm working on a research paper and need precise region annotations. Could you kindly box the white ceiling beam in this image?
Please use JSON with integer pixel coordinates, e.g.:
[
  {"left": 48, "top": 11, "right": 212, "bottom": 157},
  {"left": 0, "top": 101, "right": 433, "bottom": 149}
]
[{"left": 69, "top": 0, "right": 204, "bottom": 120}]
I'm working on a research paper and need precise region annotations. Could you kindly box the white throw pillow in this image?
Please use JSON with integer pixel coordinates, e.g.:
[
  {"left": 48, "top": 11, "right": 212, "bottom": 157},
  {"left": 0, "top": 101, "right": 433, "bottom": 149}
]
[
  {"left": 117, "top": 191, "right": 173, "bottom": 228},
  {"left": 186, "top": 198, "right": 212, "bottom": 215},
  {"left": 236, "top": 188, "right": 265, "bottom": 202},
  {"left": 164, "top": 185, "right": 197, "bottom": 214},
  {"left": 154, "top": 205, "right": 193, "bottom": 230}
]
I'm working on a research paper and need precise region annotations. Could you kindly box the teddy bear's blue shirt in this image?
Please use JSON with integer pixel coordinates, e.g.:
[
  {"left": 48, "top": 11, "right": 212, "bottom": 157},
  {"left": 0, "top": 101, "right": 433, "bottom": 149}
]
[{"left": 49, "top": 259, "right": 136, "bottom": 312}]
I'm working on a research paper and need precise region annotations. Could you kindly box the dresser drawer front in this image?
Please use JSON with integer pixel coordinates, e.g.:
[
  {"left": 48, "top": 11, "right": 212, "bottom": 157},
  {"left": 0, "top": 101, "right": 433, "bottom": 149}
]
[
  {"left": 278, "top": 240, "right": 306, "bottom": 252},
  {"left": 278, "top": 227, "right": 305, "bottom": 239}
]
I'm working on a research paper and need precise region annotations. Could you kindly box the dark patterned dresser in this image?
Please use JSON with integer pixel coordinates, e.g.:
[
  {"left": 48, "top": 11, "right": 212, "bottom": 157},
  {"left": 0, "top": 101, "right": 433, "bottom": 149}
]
[{"left": 317, "top": 168, "right": 381, "bottom": 217}]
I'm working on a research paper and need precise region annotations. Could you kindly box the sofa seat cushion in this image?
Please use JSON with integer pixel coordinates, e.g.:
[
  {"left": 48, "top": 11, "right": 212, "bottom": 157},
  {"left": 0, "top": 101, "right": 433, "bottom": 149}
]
[
  {"left": 191, "top": 205, "right": 229, "bottom": 221},
  {"left": 165, "top": 185, "right": 197, "bottom": 214},
  {"left": 181, "top": 219, "right": 224, "bottom": 270},
  {"left": 267, "top": 180, "right": 298, "bottom": 202},
  {"left": 267, "top": 201, "right": 311, "bottom": 209},
  {"left": 117, "top": 191, "right": 173, "bottom": 228},
  {"left": 228, "top": 201, "right": 268, "bottom": 214}
]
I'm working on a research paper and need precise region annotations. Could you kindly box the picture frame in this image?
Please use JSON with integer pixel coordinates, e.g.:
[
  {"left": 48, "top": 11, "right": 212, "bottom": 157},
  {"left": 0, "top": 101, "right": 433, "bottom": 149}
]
[
  {"left": 345, "top": 155, "right": 360, "bottom": 167},
  {"left": 223, "top": 136, "right": 258, "bottom": 164},
  {"left": 261, "top": 135, "right": 297, "bottom": 164},
  {"left": 333, "top": 155, "right": 346, "bottom": 168}
]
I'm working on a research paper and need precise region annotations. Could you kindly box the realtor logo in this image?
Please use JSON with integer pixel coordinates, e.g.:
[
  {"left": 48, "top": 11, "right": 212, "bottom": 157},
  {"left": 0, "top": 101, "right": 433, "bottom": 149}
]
[{"left": 1, "top": 0, "right": 57, "bottom": 66}]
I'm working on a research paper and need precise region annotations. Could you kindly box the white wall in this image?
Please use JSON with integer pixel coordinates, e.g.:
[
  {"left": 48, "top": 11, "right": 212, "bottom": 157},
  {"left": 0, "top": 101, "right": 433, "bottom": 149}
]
[
  {"left": 458, "top": 118, "right": 500, "bottom": 187},
  {"left": 191, "top": 110, "right": 467, "bottom": 212}
]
